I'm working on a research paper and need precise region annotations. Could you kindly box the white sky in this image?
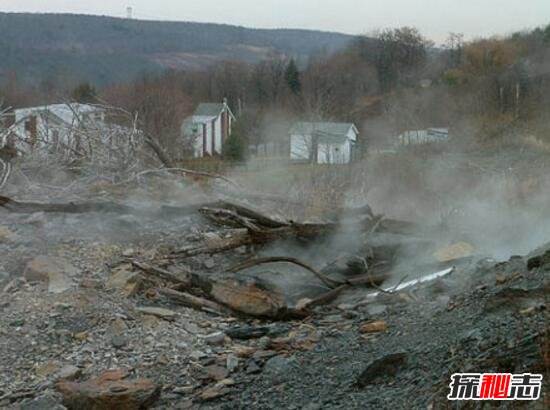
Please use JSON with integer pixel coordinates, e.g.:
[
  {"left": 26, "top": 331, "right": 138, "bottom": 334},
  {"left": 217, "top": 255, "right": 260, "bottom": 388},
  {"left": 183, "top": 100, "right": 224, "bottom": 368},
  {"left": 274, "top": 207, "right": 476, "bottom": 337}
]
[{"left": 1, "top": 0, "right": 549, "bottom": 44}]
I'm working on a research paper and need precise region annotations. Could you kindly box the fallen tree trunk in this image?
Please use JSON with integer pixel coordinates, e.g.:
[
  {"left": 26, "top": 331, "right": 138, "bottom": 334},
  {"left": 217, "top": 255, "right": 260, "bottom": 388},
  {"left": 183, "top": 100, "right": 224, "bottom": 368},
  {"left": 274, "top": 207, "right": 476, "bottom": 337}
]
[
  {"left": 158, "top": 287, "right": 230, "bottom": 315},
  {"left": 0, "top": 195, "right": 136, "bottom": 214},
  {"left": 218, "top": 202, "right": 287, "bottom": 228},
  {"left": 130, "top": 256, "right": 392, "bottom": 319},
  {"left": 171, "top": 202, "right": 407, "bottom": 260},
  {"left": 133, "top": 259, "right": 301, "bottom": 319},
  {"left": 172, "top": 229, "right": 254, "bottom": 258},
  {"left": 170, "top": 222, "right": 338, "bottom": 259},
  {"left": 131, "top": 261, "right": 193, "bottom": 287},
  {"left": 199, "top": 201, "right": 420, "bottom": 239}
]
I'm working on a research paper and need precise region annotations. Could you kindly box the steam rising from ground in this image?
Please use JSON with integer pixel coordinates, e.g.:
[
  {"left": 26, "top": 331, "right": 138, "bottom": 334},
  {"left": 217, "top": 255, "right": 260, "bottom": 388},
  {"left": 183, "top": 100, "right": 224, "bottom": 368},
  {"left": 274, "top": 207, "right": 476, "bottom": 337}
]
[
  {"left": 231, "top": 143, "right": 550, "bottom": 265},
  {"left": 4, "top": 139, "right": 550, "bottom": 289},
  {"left": 359, "top": 150, "right": 550, "bottom": 260}
]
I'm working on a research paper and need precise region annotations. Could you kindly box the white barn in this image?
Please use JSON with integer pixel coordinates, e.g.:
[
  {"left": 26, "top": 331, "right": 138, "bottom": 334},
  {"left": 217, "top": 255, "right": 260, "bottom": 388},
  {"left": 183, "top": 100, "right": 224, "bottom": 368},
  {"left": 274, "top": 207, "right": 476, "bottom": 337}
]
[
  {"left": 181, "top": 100, "right": 235, "bottom": 158},
  {"left": 2, "top": 103, "right": 105, "bottom": 155},
  {"left": 290, "top": 122, "right": 358, "bottom": 164}
]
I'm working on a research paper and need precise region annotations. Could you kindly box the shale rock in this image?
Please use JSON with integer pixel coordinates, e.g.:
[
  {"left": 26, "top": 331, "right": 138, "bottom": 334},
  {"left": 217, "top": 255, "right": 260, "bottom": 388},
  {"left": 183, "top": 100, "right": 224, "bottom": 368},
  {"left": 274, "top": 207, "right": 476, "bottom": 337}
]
[
  {"left": 355, "top": 352, "right": 407, "bottom": 387},
  {"left": 56, "top": 369, "right": 160, "bottom": 410},
  {"left": 24, "top": 256, "right": 76, "bottom": 293}
]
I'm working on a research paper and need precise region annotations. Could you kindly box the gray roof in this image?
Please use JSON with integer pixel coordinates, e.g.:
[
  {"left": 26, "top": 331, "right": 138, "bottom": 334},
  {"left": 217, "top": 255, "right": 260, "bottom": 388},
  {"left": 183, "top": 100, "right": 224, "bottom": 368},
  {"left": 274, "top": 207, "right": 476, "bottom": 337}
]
[
  {"left": 192, "top": 102, "right": 236, "bottom": 121},
  {"left": 194, "top": 103, "right": 224, "bottom": 117},
  {"left": 289, "top": 122, "right": 357, "bottom": 139},
  {"left": 14, "top": 103, "right": 103, "bottom": 126}
]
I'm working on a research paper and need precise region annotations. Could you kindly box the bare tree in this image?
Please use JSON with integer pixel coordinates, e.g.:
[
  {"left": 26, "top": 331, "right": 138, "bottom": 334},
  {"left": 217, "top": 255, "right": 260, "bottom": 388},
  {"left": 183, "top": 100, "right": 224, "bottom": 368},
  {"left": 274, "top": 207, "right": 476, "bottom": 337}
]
[{"left": 101, "top": 72, "right": 192, "bottom": 166}]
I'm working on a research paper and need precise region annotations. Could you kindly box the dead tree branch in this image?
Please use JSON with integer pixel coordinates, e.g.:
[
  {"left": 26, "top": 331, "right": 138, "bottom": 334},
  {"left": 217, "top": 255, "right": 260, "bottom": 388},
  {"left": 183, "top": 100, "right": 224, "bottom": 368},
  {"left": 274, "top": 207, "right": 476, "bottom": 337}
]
[
  {"left": 131, "top": 261, "right": 193, "bottom": 287},
  {"left": 228, "top": 256, "right": 343, "bottom": 289},
  {"left": 0, "top": 159, "right": 11, "bottom": 191},
  {"left": 158, "top": 287, "right": 230, "bottom": 315}
]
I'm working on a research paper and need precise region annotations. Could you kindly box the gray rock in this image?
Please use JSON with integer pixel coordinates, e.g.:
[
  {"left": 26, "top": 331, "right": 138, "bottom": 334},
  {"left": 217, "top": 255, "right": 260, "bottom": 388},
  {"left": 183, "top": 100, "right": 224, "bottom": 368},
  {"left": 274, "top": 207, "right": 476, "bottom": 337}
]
[
  {"left": 246, "top": 361, "right": 261, "bottom": 374},
  {"left": 24, "top": 212, "right": 47, "bottom": 226},
  {"left": 264, "top": 355, "right": 292, "bottom": 374},
  {"left": 56, "top": 365, "right": 81, "bottom": 381},
  {"left": 9, "top": 318, "right": 25, "bottom": 327},
  {"left": 203, "top": 258, "right": 216, "bottom": 269},
  {"left": 121, "top": 248, "right": 135, "bottom": 257},
  {"left": 0, "top": 226, "right": 17, "bottom": 243},
  {"left": 225, "top": 325, "right": 269, "bottom": 340},
  {"left": 173, "top": 386, "right": 195, "bottom": 395},
  {"left": 107, "top": 318, "right": 128, "bottom": 336},
  {"left": 183, "top": 322, "right": 200, "bottom": 334},
  {"left": 20, "top": 394, "right": 66, "bottom": 410},
  {"left": 527, "top": 249, "right": 550, "bottom": 270},
  {"left": 366, "top": 304, "right": 387, "bottom": 316},
  {"left": 204, "top": 331, "right": 225, "bottom": 345},
  {"left": 235, "top": 246, "right": 247, "bottom": 254},
  {"left": 136, "top": 306, "right": 176, "bottom": 321},
  {"left": 355, "top": 352, "right": 407, "bottom": 387},
  {"left": 204, "top": 365, "right": 229, "bottom": 381},
  {"left": 189, "top": 350, "right": 207, "bottom": 360},
  {"left": 226, "top": 353, "right": 239, "bottom": 372},
  {"left": 0, "top": 265, "right": 8, "bottom": 282},
  {"left": 258, "top": 336, "right": 271, "bottom": 349},
  {"left": 24, "top": 256, "right": 77, "bottom": 293},
  {"left": 111, "top": 334, "right": 129, "bottom": 349}
]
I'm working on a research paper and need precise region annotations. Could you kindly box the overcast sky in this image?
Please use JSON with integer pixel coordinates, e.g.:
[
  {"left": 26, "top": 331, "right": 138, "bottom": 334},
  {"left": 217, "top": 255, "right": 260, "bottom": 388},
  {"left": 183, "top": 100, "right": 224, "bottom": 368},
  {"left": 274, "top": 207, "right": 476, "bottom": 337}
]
[{"left": 1, "top": 0, "right": 549, "bottom": 43}]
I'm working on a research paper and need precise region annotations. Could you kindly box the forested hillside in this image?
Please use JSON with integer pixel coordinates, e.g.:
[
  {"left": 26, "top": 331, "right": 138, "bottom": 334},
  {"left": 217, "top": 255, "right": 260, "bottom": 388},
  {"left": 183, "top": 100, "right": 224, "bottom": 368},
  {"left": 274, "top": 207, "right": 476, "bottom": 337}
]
[{"left": 0, "top": 13, "right": 354, "bottom": 85}]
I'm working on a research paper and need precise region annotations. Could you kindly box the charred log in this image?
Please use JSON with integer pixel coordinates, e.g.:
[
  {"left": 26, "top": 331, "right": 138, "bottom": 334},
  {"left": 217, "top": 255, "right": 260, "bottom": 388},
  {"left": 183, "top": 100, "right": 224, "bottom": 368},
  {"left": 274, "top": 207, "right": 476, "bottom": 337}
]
[{"left": 0, "top": 195, "right": 136, "bottom": 214}]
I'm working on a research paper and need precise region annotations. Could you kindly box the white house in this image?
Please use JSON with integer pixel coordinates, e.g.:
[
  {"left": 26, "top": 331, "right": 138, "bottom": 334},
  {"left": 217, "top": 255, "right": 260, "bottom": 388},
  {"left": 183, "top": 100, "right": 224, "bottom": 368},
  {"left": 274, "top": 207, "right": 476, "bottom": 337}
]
[
  {"left": 290, "top": 122, "right": 358, "bottom": 164},
  {"left": 2, "top": 103, "right": 105, "bottom": 155},
  {"left": 397, "top": 128, "right": 449, "bottom": 146},
  {"left": 181, "top": 100, "right": 235, "bottom": 158}
]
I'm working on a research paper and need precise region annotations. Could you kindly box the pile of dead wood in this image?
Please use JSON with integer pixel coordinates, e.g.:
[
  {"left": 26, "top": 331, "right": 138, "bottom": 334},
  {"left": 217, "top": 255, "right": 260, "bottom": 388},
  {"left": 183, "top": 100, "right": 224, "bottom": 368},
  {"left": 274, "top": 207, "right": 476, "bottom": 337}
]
[
  {"left": 130, "top": 201, "right": 421, "bottom": 319},
  {"left": 0, "top": 192, "right": 424, "bottom": 319}
]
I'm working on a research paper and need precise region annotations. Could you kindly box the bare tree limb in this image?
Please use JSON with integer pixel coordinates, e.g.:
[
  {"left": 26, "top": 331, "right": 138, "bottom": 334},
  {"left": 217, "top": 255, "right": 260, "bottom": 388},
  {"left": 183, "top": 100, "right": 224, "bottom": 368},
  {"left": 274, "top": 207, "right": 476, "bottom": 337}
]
[
  {"left": 131, "top": 261, "right": 193, "bottom": 287},
  {"left": 118, "top": 167, "right": 241, "bottom": 188},
  {"left": 228, "top": 256, "right": 343, "bottom": 289},
  {"left": 0, "top": 158, "right": 11, "bottom": 191},
  {"left": 158, "top": 287, "right": 230, "bottom": 315}
]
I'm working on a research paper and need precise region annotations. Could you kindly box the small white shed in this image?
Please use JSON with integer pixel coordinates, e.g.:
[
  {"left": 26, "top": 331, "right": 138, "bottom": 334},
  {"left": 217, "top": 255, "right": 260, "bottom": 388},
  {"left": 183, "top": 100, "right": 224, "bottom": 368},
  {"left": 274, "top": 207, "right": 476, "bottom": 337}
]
[
  {"left": 289, "top": 122, "right": 358, "bottom": 164},
  {"left": 181, "top": 100, "right": 235, "bottom": 158}
]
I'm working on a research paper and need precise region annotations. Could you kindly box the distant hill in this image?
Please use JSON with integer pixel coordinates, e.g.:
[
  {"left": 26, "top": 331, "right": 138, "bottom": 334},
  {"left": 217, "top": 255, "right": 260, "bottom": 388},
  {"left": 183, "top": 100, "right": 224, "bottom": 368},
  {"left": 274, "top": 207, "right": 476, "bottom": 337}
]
[{"left": 0, "top": 13, "right": 355, "bottom": 86}]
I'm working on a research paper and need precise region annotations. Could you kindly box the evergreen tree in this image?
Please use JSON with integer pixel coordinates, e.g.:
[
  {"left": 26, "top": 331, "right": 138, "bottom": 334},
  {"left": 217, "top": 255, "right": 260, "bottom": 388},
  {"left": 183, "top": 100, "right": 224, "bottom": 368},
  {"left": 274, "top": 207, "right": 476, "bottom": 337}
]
[
  {"left": 223, "top": 131, "right": 247, "bottom": 161},
  {"left": 71, "top": 82, "right": 97, "bottom": 103},
  {"left": 285, "top": 58, "right": 301, "bottom": 95}
]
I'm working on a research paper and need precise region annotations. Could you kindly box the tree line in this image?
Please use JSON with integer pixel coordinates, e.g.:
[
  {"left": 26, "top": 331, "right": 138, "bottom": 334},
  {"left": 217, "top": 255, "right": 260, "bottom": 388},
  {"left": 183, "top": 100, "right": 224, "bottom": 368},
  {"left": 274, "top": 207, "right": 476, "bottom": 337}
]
[{"left": 2, "top": 24, "right": 550, "bottom": 161}]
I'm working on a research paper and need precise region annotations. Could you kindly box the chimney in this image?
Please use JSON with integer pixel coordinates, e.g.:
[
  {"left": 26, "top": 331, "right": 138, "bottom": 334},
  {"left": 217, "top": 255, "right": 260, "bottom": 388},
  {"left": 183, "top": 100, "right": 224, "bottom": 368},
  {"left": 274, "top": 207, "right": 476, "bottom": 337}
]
[
  {"left": 3, "top": 112, "right": 15, "bottom": 128},
  {"left": 25, "top": 115, "right": 38, "bottom": 148}
]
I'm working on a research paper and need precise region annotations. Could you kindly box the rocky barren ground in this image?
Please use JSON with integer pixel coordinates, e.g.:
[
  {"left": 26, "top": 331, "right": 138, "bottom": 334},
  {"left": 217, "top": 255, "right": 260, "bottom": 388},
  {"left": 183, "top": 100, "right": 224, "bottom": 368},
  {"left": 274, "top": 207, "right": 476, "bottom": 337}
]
[{"left": 0, "top": 160, "right": 548, "bottom": 410}]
